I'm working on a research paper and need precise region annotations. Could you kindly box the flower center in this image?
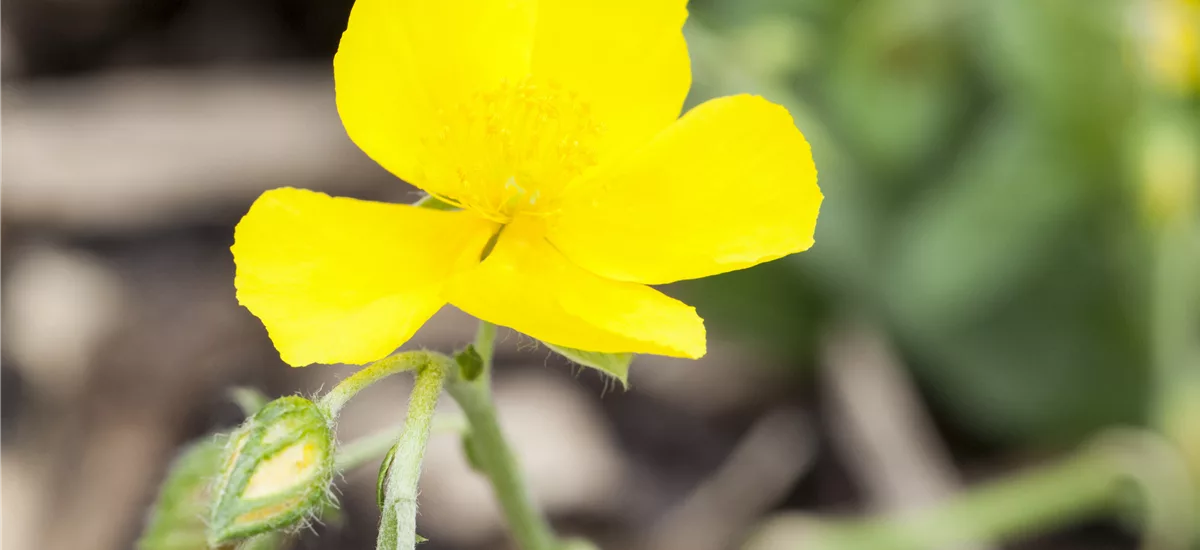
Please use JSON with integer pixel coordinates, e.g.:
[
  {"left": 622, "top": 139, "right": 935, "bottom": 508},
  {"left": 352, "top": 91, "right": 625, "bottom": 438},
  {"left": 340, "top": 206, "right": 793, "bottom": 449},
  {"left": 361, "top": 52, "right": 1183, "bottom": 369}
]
[{"left": 421, "top": 77, "right": 603, "bottom": 222}]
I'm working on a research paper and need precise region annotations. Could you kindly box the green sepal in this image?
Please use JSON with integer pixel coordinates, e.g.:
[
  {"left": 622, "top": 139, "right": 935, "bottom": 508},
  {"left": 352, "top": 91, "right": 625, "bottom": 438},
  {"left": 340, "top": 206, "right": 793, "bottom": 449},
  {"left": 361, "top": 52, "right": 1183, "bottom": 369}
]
[
  {"left": 377, "top": 441, "right": 400, "bottom": 508},
  {"left": 455, "top": 345, "right": 485, "bottom": 381},
  {"left": 208, "top": 396, "right": 336, "bottom": 546},
  {"left": 543, "top": 343, "right": 633, "bottom": 387},
  {"left": 137, "top": 435, "right": 228, "bottom": 550},
  {"left": 417, "top": 534, "right": 430, "bottom": 544},
  {"left": 413, "top": 194, "right": 458, "bottom": 211}
]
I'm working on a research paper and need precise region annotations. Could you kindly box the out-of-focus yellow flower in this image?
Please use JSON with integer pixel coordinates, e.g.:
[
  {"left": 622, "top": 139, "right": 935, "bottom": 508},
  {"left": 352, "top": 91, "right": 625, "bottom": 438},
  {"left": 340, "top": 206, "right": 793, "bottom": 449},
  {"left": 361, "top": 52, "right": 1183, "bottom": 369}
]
[
  {"left": 232, "top": 0, "right": 822, "bottom": 367},
  {"left": 1146, "top": 0, "right": 1200, "bottom": 93}
]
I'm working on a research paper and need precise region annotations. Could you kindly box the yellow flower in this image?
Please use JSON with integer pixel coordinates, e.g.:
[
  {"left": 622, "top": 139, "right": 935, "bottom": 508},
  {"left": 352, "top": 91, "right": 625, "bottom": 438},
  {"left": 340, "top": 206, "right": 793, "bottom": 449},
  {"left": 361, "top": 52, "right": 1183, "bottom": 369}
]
[
  {"left": 232, "top": 0, "right": 822, "bottom": 367},
  {"left": 1146, "top": 0, "right": 1200, "bottom": 93}
]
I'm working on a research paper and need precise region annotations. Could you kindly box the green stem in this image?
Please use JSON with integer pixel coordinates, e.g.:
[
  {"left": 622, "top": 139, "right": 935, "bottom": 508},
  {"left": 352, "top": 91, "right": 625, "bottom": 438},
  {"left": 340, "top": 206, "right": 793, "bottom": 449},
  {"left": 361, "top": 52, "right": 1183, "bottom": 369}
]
[
  {"left": 447, "top": 380, "right": 558, "bottom": 550},
  {"left": 1149, "top": 217, "right": 1199, "bottom": 425},
  {"left": 1139, "top": 110, "right": 1200, "bottom": 547},
  {"left": 446, "top": 321, "right": 558, "bottom": 550},
  {"left": 475, "top": 321, "right": 497, "bottom": 384},
  {"left": 228, "top": 387, "right": 271, "bottom": 417},
  {"left": 376, "top": 361, "right": 448, "bottom": 550},
  {"left": 775, "top": 449, "right": 1123, "bottom": 550},
  {"left": 319, "top": 351, "right": 444, "bottom": 417}
]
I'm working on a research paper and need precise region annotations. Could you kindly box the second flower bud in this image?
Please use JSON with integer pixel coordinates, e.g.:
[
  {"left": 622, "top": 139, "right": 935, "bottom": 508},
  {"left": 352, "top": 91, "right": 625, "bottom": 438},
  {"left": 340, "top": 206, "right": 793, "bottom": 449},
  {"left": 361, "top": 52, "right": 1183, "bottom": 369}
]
[{"left": 208, "top": 396, "right": 335, "bottom": 546}]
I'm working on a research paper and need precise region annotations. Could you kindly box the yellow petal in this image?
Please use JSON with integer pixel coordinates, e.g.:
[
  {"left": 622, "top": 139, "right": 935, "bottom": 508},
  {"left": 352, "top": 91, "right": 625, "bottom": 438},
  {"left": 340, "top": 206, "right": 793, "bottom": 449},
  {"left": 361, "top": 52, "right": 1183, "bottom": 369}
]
[
  {"left": 531, "top": 0, "right": 691, "bottom": 161},
  {"left": 334, "top": 0, "right": 536, "bottom": 191},
  {"left": 549, "top": 94, "right": 822, "bottom": 285},
  {"left": 336, "top": 0, "right": 691, "bottom": 221},
  {"left": 447, "top": 217, "right": 705, "bottom": 358},
  {"left": 232, "top": 188, "right": 496, "bottom": 366}
]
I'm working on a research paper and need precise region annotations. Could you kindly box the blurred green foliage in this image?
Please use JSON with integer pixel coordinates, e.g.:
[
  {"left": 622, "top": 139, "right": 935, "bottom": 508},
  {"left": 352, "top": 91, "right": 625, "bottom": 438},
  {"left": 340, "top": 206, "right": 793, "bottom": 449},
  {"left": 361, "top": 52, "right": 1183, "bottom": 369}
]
[{"left": 677, "top": 0, "right": 1197, "bottom": 446}]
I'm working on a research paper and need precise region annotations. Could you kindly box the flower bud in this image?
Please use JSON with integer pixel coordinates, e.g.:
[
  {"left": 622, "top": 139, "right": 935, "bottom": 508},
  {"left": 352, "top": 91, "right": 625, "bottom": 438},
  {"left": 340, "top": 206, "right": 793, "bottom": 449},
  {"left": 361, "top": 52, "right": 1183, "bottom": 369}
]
[{"left": 208, "top": 396, "right": 335, "bottom": 546}]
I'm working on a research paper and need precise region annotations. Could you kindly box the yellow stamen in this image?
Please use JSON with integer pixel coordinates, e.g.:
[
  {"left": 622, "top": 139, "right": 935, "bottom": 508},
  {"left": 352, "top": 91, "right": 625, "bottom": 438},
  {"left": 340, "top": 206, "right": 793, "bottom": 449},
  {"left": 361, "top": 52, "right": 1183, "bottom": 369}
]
[{"left": 419, "top": 77, "right": 603, "bottom": 222}]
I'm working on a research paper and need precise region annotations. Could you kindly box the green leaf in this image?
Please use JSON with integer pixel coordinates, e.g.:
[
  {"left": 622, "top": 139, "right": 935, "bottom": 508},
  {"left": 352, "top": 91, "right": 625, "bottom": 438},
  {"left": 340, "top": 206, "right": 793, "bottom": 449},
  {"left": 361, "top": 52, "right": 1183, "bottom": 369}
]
[
  {"left": 883, "top": 112, "right": 1084, "bottom": 331},
  {"left": 977, "top": 0, "right": 1132, "bottom": 142},
  {"left": 454, "top": 345, "right": 484, "bottom": 382},
  {"left": 821, "top": 0, "right": 967, "bottom": 181},
  {"left": 543, "top": 343, "right": 633, "bottom": 387},
  {"left": 377, "top": 442, "right": 399, "bottom": 509},
  {"left": 878, "top": 111, "right": 1147, "bottom": 443}
]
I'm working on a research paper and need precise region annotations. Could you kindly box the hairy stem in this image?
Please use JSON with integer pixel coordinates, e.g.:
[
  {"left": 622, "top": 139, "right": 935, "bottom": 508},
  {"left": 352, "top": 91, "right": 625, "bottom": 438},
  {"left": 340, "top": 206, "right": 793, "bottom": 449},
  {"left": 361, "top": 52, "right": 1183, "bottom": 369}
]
[
  {"left": 445, "top": 321, "right": 558, "bottom": 550},
  {"left": 319, "top": 351, "right": 444, "bottom": 417},
  {"left": 376, "top": 361, "right": 447, "bottom": 550}
]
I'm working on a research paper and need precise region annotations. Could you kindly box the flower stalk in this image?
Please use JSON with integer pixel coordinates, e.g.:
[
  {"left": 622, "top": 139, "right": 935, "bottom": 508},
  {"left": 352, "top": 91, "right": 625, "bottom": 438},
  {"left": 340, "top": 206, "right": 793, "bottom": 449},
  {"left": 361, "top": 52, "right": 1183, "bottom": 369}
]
[
  {"left": 316, "top": 327, "right": 559, "bottom": 550},
  {"left": 320, "top": 351, "right": 445, "bottom": 417},
  {"left": 376, "top": 361, "right": 447, "bottom": 550},
  {"left": 446, "top": 322, "right": 559, "bottom": 550},
  {"left": 749, "top": 447, "right": 1124, "bottom": 550},
  {"left": 748, "top": 428, "right": 1197, "bottom": 550}
]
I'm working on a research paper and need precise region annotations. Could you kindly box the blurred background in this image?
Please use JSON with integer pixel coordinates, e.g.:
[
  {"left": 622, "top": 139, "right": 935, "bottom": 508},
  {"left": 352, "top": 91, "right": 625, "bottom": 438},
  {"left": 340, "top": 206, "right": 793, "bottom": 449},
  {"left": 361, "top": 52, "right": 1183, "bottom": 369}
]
[{"left": 2, "top": 0, "right": 1198, "bottom": 549}]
